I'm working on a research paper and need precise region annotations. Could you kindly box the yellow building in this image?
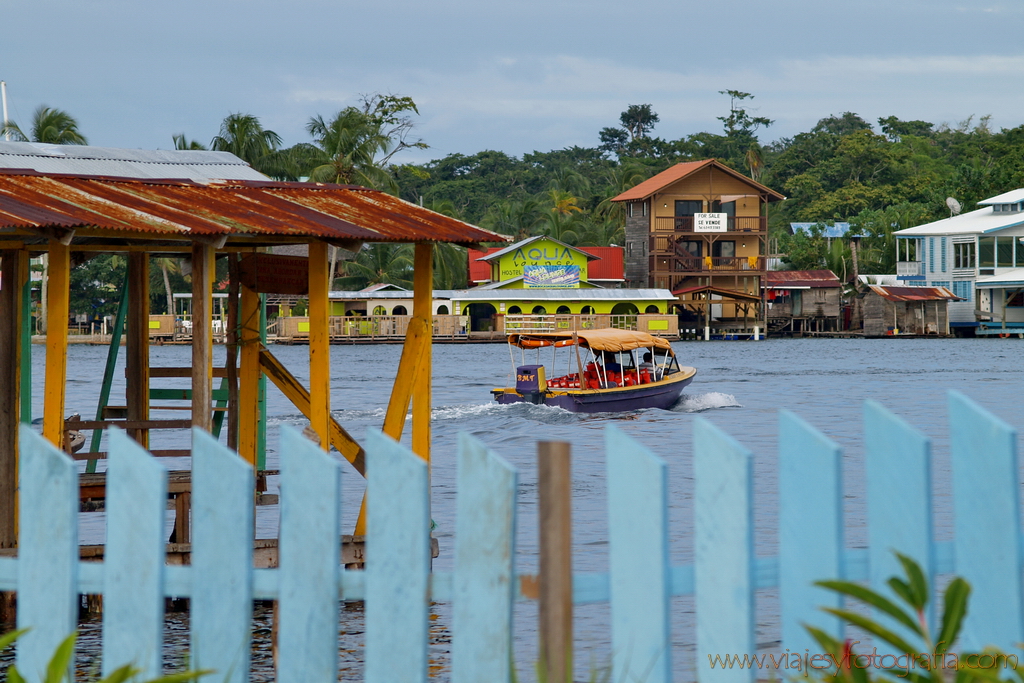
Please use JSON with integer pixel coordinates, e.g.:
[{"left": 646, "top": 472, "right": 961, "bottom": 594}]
[{"left": 612, "top": 160, "right": 785, "bottom": 334}]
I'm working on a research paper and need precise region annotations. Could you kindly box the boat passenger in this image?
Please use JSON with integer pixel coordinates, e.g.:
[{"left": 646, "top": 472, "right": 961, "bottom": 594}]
[
  {"left": 601, "top": 351, "right": 622, "bottom": 373},
  {"left": 640, "top": 352, "right": 659, "bottom": 381}
]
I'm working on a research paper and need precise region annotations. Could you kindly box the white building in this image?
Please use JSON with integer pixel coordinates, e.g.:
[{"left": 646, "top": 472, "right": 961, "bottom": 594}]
[{"left": 894, "top": 189, "right": 1024, "bottom": 335}]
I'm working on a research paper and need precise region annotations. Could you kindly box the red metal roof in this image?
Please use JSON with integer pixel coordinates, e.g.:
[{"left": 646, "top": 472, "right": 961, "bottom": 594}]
[
  {"left": 0, "top": 170, "right": 505, "bottom": 245},
  {"left": 466, "top": 244, "right": 624, "bottom": 284},
  {"left": 764, "top": 270, "right": 842, "bottom": 288},
  {"left": 611, "top": 159, "right": 786, "bottom": 203},
  {"left": 867, "top": 285, "right": 961, "bottom": 302}
]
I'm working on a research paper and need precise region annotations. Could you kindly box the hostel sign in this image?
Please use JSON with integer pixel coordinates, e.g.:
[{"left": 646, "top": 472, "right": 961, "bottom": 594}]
[
  {"left": 497, "top": 238, "right": 589, "bottom": 286},
  {"left": 524, "top": 264, "right": 581, "bottom": 288},
  {"left": 694, "top": 213, "right": 728, "bottom": 232}
]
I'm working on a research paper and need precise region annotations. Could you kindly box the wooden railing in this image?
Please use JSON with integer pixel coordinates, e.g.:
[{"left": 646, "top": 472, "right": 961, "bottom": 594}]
[
  {"left": 276, "top": 315, "right": 467, "bottom": 341},
  {"left": 651, "top": 253, "right": 765, "bottom": 273},
  {"left": 653, "top": 215, "right": 765, "bottom": 233},
  {"left": 4, "top": 392, "right": 1022, "bottom": 680},
  {"left": 501, "top": 314, "right": 678, "bottom": 336}
]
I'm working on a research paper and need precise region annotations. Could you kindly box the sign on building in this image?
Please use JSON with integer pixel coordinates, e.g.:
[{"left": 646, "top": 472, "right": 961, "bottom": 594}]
[
  {"left": 524, "top": 265, "right": 580, "bottom": 288},
  {"left": 694, "top": 213, "right": 728, "bottom": 232}
]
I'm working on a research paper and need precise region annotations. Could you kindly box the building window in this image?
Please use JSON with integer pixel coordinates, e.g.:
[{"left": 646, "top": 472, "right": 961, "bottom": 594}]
[
  {"left": 997, "top": 236, "right": 1013, "bottom": 268},
  {"left": 645, "top": 305, "right": 660, "bottom": 313},
  {"left": 507, "top": 305, "right": 522, "bottom": 314},
  {"left": 674, "top": 200, "right": 702, "bottom": 216},
  {"left": 815, "top": 288, "right": 827, "bottom": 301},
  {"left": 532, "top": 305, "right": 547, "bottom": 315},
  {"left": 627, "top": 203, "right": 633, "bottom": 218},
  {"left": 712, "top": 241, "right": 735, "bottom": 258},
  {"left": 1008, "top": 291, "right": 1024, "bottom": 307},
  {"left": 940, "top": 237, "right": 947, "bottom": 272},
  {"left": 979, "top": 236, "right": 995, "bottom": 273},
  {"left": 954, "top": 242, "right": 975, "bottom": 269},
  {"left": 1016, "top": 236, "right": 1024, "bottom": 267},
  {"left": 556, "top": 305, "right": 571, "bottom": 314},
  {"left": 436, "top": 305, "right": 450, "bottom": 314},
  {"left": 929, "top": 237, "right": 935, "bottom": 273},
  {"left": 392, "top": 305, "right": 407, "bottom": 315},
  {"left": 642, "top": 201, "right": 648, "bottom": 216}
]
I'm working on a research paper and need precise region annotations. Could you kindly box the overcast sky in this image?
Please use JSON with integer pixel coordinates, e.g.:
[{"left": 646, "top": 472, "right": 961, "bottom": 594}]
[{"left": 4, "top": 1, "right": 1024, "bottom": 165}]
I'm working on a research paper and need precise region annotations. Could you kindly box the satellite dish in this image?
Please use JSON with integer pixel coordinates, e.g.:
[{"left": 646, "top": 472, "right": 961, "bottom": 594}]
[{"left": 946, "top": 197, "right": 962, "bottom": 217}]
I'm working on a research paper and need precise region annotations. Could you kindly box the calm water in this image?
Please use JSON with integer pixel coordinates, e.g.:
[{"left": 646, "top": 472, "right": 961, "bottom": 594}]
[{"left": 23, "top": 337, "right": 1024, "bottom": 680}]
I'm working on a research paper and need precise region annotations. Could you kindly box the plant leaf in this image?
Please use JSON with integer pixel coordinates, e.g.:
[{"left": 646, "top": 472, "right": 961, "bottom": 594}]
[
  {"left": 888, "top": 576, "right": 916, "bottom": 607},
  {"left": 146, "top": 670, "right": 215, "bottom": 683},
  {"left": 936, "top": 578, "right": 970, "bottom": 653},
  {"left": 822, "top": 608, "right": 921, "bottom": 655},
  {"left": 816, "top": 580, "right": 923, "bottom": 636},
  {"left": 8, "top": 664, "right": 26, "bottom": 683},
  {"left": 44, "top": 632, "right": 76, "bottom": 683},
  {"left": 96, "top": 664, "right": 140, "bottom": 683},
  {"left": 0, "top": 628, "right": 28, "bottom": 651},
  {"left": 895, "top": 552, "right": 930, "bottom": 610}
]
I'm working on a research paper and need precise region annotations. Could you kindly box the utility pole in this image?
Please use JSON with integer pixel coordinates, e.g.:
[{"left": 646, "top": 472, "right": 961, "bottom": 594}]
[{"left": 1, "top": 81, "right": 10, "bottom": 140}]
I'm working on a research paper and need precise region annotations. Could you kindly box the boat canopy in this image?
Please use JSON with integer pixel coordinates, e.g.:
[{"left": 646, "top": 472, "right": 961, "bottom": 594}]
[{"left": 507, "top": 328, "right": 673, "bottom": 352}]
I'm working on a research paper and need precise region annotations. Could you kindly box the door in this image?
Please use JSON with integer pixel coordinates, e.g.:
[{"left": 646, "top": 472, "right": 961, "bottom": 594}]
[{"left": 792, "top": 291, "right": 803, "bottom": 317}]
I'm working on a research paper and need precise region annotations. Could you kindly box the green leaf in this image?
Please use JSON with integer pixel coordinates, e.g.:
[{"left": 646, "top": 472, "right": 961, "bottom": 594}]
[
  {"left": 96, "top": 664, "right": 140, "bottom": 683},
  {"left": 816, "top": 579, "right": 923, "bottom": 636},
  {"left": 895, "top": 552, "right": 930, "bottom": 610},
  {"left": 146, "top": 669, "right": 214, "bottom": 683},
  {"left": 0, "top": 628, "right": 28, "bottom": 651},
  {"left": 44, "top": 632, "right": 76, "bottom": 683},
  {"left": 888, "top": 576, "right": 916, "bottom": 607},
  {"left": 805, "top": 624, "right": 842, "bottom": 656},
  {"left": 936, "top": 578, "right": 970, "bottom": 653},
  {"left": 8, "top": 664, "right": 26, "bottom": 683},
  {"left": 822, "top": 607, "right": 921, "bottom": 655}
]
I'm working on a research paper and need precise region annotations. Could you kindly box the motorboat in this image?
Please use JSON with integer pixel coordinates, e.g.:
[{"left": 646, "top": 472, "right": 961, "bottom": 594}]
[{"left": 491, "top": 328, "right": 696, "bottom": 413}]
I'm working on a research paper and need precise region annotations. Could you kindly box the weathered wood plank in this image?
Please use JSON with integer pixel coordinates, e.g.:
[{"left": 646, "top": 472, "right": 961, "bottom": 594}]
[
  {"left": 15, "top": 427, "right": 78, "bottom": 681},
  {"left": 948, "top": 391, "right": 1023, "bottom": 651},
  {"left": 126, "top": 252, "right": 150, "bottom": 446},
  {"left": 538, "top": 440, "right": 573, "bottom": 683},
  {"left": 411, "top": 243, "right": 432, "bottom": 463},
  {"left": 277, "top": 425, "right": 340, "bottom": 683},
  {"left": 694, "top": 417, "right": 754, "bottom": 683},
  {"left": 0, "top": 249, "right": 26, "bottom": 548},
  {"left": 451, "top": 432, "right": 517, "bottom": 683},
  {"left": 365, "top": 429, "right": 429, "bottom": 683},
  {"left": 191, "top": 243, "right": 215, "bottom": 433},
  {"left": 778, "top": 410, "right": 843, "bottom": 654},
  {"left": 307, "top": 241, "right": 330, "bottom": 449},
  {"left": 606, "top": 426, "right": 671, "bottom": 683},
  {"left": 238, "top": 284, "right": 261, "bottom": 467},
  {"left": 102, "top": 428, "right": 168, "bottom": 679},
  {"left": 863, "top": 400, "right": 934, "bottom": 630},
  {"left": 42, "top": 241, "right": 70, "bottom": 447},
  {"left": 191, "top": 428, "right": 254, "bottom": 683}
]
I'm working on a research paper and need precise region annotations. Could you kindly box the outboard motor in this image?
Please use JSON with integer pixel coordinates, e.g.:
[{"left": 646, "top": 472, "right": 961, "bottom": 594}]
[{"left": 516, "top": 365, "right": 547, "bottom": 404}]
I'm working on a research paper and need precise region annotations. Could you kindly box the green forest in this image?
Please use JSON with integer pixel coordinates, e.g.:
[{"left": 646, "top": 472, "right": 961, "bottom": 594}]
[{"left": 6, "top": 91, "right": 1024, "bottom": 315}]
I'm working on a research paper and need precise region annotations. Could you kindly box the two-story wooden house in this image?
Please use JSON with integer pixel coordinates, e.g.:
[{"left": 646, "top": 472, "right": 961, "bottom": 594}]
[{"left": 611, "top": 160, "right": 785, "bottom": 334}]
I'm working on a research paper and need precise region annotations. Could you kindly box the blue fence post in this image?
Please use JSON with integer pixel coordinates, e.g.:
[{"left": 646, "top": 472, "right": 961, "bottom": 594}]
[
  {"left": 948, "top": 391, "right": 1024, "bottom": 652},
  {"left": 277, "top": 425, "right": 341, "bottom": 683},
  {"left": 190, "top": 428, "right": 255, "bottom": 683},
  {"left": 863, "top": 401, "right": 934, "bottom": 631},
  {"left": 605, "top": 425, "right": 672, "bottom": 683},
  {"left": 451, "top": 432, "right": 517, "bottom": 683},
  {"left": 694, "top": 417, "right": 755, "bottom": 683},
  {"left": 15, "top": 426, "right": 78, "bottom": 681},
  {"left": 102, "top": 428, "right": 168, "bottom": 679},
  {"left": 778, "top": 410, "right": 843, "bottom": 656},
  {"left": 364, "top": 429, "right": 430, "bottom": 683}
]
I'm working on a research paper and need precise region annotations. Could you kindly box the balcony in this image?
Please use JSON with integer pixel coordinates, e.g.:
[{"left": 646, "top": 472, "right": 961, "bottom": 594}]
[
  {"left": 652, "top": 254, "right": 765, "bottom": 274},
  {"left": 653, "top": 216, "right": 766, "bottom": 233},
  {"left": 896, "top": 261, "right": 924, "bottom": 279}
]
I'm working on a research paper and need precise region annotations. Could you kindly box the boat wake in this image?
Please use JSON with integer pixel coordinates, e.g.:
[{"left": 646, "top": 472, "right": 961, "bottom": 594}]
[{"left": 670, "top": 392, "right": 742, "bottom": 413}]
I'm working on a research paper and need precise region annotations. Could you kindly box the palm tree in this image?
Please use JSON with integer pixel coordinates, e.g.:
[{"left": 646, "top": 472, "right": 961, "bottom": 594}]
[
  {"left": 210, "top": 113, "right": 281, "bottom": 174},
  {"left": 153, "top": 257, "right": 181, "bottom": 314},
  {"left": 481, "top": 198, "right": 544, "bottom": 240},
  {"left": 302, "top": 109, "right": 398, "bottom": 191},
  {"left": 2, "top": 105, "right": 87, "bottom": 144},
  {"left": 541, "top": 189, "right": 584, "bottom": 244},
  {"left": 172, "top": 134, "right": 206, "bottom": 150},
  {"left": 334, "top": 244, "right": 415, "bottom": 290}
]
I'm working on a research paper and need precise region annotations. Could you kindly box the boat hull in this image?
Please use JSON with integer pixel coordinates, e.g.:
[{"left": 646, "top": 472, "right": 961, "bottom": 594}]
[{"left": 493, "top": 372, "right": 693, "bottom": 413}]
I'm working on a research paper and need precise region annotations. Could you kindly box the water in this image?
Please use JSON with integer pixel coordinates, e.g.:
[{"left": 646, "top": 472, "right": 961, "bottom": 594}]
[{"left": 23, "top": 337, "right": 1024, "bottom": 680}]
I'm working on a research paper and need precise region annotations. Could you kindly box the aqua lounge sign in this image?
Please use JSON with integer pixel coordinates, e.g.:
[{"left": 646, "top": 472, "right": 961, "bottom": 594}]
[{"left": 524, "top": 264, "right": 580, "bottom": 288}]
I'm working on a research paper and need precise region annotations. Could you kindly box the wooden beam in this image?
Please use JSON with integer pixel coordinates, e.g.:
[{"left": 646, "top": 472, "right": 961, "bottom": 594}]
[
  {"left": 412, "top": 243, "right": 433, "bottom": 463},
  {"left": 42, "top": 241, "right": 71, "bottom": 447},
  {"left": 307, "top": 241, "right": 330, "bottom": 450},
  {"left": 538, "top": 441, "right": 573, "bottom": 683},
  {"left": 226, "top": 255, "right": 240, "bottom": 451},
  {"left": 191, "top": 243, "right": 215, "bottom": 432},
  {"left": 257, "top": 346, "right": 364, "bottom": 474},
  {"left": 126, "top": 252, "right": 150, "bottom": 446},
  {"left": 238, "top": 284, "right": 261, "bottom": 467},
  {"left": 0, "top": 249, "right": 27, "bottom": 548}
]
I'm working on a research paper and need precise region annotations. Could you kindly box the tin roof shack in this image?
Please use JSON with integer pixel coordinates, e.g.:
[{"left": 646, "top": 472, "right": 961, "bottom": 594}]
[
  {"left": 861, "top": 285, "right": 960, "bottom": 338},
  {"left": 0, "top": 154, "right": 504, "bottom": 549},
  {"left": 764, "top": 270, "right": 842, "bottom": 335}
]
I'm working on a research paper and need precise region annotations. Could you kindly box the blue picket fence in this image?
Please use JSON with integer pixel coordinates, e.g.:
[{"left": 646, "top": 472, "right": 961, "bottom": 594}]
[{"left": 0, "top": 389, "right": 1020, "bottom": 682}]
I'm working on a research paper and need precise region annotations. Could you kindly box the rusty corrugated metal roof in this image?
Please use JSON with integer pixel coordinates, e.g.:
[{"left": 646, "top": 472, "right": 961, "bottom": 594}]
[
  {"left": 867, "top": 285, "right": 961, "bottom": 302},
  {"left": 611, "top": 159, "right": 786, "bottom": 203},
  {"left": 0, "top": 170, "right": 506, "bottom": 245},
  {"left": 764, "top": 270, "right": 842, "bottom": 288}
]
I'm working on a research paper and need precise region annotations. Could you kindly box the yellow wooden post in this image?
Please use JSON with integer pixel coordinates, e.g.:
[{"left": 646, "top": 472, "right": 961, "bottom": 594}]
[
  {"left": 126, "top": 252, "right": 150, "bottom": 447},
  {"left": 308, "top": 241, "right": 330, "bottom": 450},
  {"left": 412, "top": 242, "right": 433, "bottom": 463},
  {"left": 0, "top": 249, "right": 27, "bottom": 547},
  {"left": 191, "top": 243, "right": 215, "bottom": 433},
  {"left": 43, "top": 241, "right": 70, "bottom": 448},
  {"left": 238, "top": 284, "right": 261, "bottom": 466}
]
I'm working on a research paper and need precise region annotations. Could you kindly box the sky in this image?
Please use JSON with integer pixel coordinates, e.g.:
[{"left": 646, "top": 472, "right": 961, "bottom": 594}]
[{"left": 3, "top": 0, "right": 1024, "bottom": 166}]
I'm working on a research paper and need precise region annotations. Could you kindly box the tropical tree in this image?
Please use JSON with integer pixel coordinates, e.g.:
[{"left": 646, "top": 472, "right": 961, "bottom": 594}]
[
  {"left": 210, "top": 113, "right": 282, "bottom": 174},
  {"left": 172, "top": 134, "right": 207, "bottom": 150},
  {"left": 481, "top": 198, "right": 544, "bottom": 240},
  {"left": 1, "top": 105, "right": 87, "bottom": 144},
  {"left": 334, "top": 243, "right": 415, "bottom": 290},
  {"left": 299, "top": 94, "right": 428, "bottom": 192}
]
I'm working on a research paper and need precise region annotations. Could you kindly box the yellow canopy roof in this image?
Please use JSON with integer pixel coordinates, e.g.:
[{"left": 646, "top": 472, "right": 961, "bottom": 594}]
[{"left": 507, "top": 328, "right": 673, "bottom": 352}]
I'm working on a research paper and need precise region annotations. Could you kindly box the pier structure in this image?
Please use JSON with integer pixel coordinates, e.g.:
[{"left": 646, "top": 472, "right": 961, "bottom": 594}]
[{"left": 0, "top": 162, "right": 504, "bottom": 557}]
